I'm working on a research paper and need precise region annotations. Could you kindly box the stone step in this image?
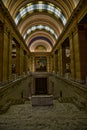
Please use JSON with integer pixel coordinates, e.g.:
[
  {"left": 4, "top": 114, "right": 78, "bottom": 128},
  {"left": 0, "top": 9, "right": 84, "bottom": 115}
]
[
  {"left": 58, "top": 97, "right": 74, "bottom": 103},
  {"left": 0, "top": 101, "right": 11, "bottom": 114},
  {"left": 0, "top": 98, "right": 25, "bottom": 114}
]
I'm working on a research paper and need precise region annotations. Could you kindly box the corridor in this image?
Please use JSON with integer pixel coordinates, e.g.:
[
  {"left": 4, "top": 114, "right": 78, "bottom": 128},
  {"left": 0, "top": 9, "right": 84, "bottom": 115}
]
[
  {"left": 0, "top": 1, "right": 87, "bottom": 130},
  {"left": 0, "top": 100, "right": 87, "bottom": 130}
]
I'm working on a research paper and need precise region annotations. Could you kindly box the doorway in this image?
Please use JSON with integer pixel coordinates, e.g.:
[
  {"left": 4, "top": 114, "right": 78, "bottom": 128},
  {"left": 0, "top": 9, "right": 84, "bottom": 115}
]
[{"left": 35, "top": 78, "right": 47, "bottom": 95}]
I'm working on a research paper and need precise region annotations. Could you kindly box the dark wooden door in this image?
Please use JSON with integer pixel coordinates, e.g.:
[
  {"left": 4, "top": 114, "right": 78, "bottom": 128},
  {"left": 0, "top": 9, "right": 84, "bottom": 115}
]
[{"left": 35, "top": 78, "right": 47, "bottom": 95}]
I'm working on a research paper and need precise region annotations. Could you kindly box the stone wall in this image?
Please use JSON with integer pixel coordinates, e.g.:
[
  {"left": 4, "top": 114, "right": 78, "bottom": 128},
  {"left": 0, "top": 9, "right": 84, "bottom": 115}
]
[
  {"left": 0, "top": 75, "right": 33, "bottom": 107},
  {"left": 49, "top": 75, "right": 75, "bottom": 99},
  {"left": 49, "top": 74, "right": 87, "bottom": 110}
]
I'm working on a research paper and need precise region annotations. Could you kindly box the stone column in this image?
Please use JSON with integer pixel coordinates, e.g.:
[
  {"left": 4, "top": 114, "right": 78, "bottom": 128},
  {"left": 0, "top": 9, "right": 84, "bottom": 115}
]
[
  {"left": 54, "top": 50, "right": 58, "bottom": 73},
  {"left": 26, "top": 54, "right": 29, "bottom": 73},
  {"left": 47, "top": 56, "right": 52, "bottom": 72},
  {"left": 78, "top": 24, "right": 87, "bottom": 82},
  {"left": 8, "top": 32, "right": 12, "bottom": 80},
  {"left": 16, "top": 44, "right": 20, "bottom": 76},
  {"left": 69, "top": 32, "right": 76, "bottom": 80},
  {"left": 47, "top": 56, "right": 49, "bottom": 72},
  {"left": 0, "top": 23, "right": 12, "bottom": 82},
  {"left": 58, "top": 46, "right": 62, "bottom": 76},
  {"left": 30, "top": 56, "right": 34, "bottom": 72},
  {"left": 54, "top": 53, "right": 56, "bottom": 72},
  {"left": 28, "top": 56, "right": 30, "bottom": 72},
  {"left": 23, "top": 50, "right": 26, "bottom": 74},
  {"left": 62, "top": 46, "right": 66, "bottom": 76},
  {"left": 2, "top": 24, "right": 10, "bottom": 81},
  {"left": 19, "top": 46, "right": 24, "bottom": 75},
  {"left": 29, "top": 57, "right": 32, "bottom": 72},
  {"left": 32, "top": 57, "right": 35, "bottom": 72},
  {"left": 52, "top": 54, "right": 55, "bottom": 72},
  {"left": 51, "top": 55, "right": 54, "bottom": 72},
  {"left": 24, "top": 54, "right": 28, "bottom": 74},
  {"left": 0, "top": 22, "right": 4, "bottom": 81},
  {"left": 73, "top": 25, "right": 81, "bottom": 82},
  {"left": 49, "top": 56, "right": 52, "bottom": 72}
]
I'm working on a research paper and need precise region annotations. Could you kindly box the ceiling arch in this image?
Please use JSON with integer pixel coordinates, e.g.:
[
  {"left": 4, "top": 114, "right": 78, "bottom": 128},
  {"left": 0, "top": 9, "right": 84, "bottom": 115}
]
[
  {"left": 16, "top": 12, "right": 63, "bottom": 52},
  {"left": 14, "top": 2, "right": 67, "bottom": 26},
  {"left": 29, "top": 38, "right": 52, "bottom": 52},
  {"left": 29, "top": 36, "right": 53, "bottom": 47},
  {"left": 18, "top": 14, "right": 62, "bottom": 36},
  {"left": 23, "top": 25, "right": 58, "bottom": 40},
  {"left": 4, "top": 0, "right": 80, "bottom": 19},
  {"left": 2, "top": 0, "right": 81, "bottom": 52},
  {"left": 5, "top": 0, "right": 71, "bottom": 18},
  {"left": 35, "top": 45, "right": 47, "bottom": 52},
  {"left": 26, "top": 31, "right": 56, "bottom": 47}
]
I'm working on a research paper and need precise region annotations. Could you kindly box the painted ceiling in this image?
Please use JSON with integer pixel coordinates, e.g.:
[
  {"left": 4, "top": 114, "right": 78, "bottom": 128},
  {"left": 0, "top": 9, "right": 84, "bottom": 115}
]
[{"left": 2, "top": 0, "right": 80, "bottom": 52}]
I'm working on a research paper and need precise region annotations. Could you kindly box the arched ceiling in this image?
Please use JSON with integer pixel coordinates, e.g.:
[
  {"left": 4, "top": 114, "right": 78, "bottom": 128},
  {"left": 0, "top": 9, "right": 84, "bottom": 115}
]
[{"left": 2, "top": 0, "right": 80, "bottom": 52}]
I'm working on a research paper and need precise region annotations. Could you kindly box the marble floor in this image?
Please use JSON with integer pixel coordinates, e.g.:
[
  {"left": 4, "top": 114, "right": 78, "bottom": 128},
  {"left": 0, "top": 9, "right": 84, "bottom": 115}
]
[{"left": 0, "top": 100, "right": 87, "bottom": 130}]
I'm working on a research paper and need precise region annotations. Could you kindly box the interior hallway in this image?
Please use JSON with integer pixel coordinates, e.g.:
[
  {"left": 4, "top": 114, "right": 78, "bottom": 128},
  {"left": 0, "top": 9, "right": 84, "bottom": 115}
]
[{"left": 0, "top": 1, "right": 87, "bottom": 130}]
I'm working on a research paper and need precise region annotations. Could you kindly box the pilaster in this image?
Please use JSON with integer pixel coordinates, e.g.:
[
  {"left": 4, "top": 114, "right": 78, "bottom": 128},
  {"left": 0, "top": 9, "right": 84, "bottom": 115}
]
[
  {"left": 47, "top": 56, "right": 50, "bottom": 72},
  {"left": 32, "top": 57, "right": 35, "bottom": 72},
  {"left": 16, "top": 44, "right": 20, "bottom": 75},
  {"left": 51, "top": 55, "right": 54, "bottom": 72},
  {"left": 49, "top": 56, "right": 52, "bottom": 72},
  {"left": 62, "top": 46, "right": 66, "bottom": 76},
  {"left": 8, "top": 32, "right": 12, "bottom": 80},
  {"left": 24, "top": 54, "right": 28, "bottom": 73},
  {"left": 26, "top": 54, "right": 29, "bottom": 73},
  {"left": 54, "top": 50, "right": 58, "bottom": 73},
  {"left": 20, "top": 47, "right": 24, "bottom": 75},
  {"left": 30, "top": 56, "right": 34, "bottom": 72},
  {"left": 2, "top": 24, "right": 10, "bottom": 81},
  {"left": 73, "top": 25, "right": 81, "bottom": 82},
  {"left": 58, "top": 46, "right": 62, "bottom": 76},
  {"left": 0, "top": 22, "right": 4, "bottom": 81},
  {"left": 69, "top": 32, "right": 76, "bottom": 80}
]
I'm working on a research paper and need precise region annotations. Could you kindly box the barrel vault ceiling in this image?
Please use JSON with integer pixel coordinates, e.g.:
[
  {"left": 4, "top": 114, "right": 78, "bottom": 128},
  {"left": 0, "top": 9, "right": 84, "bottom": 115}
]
[{"left": 2, "top": 0, "right": 80, "bottom": 52}]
